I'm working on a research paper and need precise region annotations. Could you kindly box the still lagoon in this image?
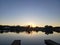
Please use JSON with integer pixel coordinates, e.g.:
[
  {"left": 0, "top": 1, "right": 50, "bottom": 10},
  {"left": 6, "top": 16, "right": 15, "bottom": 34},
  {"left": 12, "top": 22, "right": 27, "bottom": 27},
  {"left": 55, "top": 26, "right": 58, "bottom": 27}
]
[{"left": 0, "top": 31, "right": 60, "bottom": 45}]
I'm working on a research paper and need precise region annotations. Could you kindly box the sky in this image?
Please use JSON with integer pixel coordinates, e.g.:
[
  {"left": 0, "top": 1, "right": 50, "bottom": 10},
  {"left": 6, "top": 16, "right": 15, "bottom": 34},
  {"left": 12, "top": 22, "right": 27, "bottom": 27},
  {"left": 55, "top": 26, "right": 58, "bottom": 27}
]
[{"left": 0, "top": 0, "right": 60, "bottom": 27}]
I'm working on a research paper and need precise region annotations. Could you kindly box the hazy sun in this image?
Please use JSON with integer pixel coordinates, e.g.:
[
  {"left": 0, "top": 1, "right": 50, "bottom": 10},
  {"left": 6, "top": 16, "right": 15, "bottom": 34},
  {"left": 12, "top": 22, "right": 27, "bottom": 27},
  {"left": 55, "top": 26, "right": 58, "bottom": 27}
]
[{"left": 27, "top": 22, "right": 36, "bottom": 27}]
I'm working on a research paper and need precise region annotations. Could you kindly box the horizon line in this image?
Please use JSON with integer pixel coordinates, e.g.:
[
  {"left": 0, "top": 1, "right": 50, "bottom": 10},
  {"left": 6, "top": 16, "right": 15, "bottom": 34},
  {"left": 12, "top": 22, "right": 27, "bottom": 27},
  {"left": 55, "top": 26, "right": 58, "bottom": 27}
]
[{"left": 0, "top": 24, "right": 60, "bottom": 27}]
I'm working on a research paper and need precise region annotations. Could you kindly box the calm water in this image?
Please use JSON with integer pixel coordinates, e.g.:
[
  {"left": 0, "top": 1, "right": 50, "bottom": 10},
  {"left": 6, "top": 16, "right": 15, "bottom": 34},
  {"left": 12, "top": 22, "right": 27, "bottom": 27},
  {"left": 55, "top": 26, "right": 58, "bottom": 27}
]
[{"left": 0, "top": 31, "right": 60, "bottom": 45}]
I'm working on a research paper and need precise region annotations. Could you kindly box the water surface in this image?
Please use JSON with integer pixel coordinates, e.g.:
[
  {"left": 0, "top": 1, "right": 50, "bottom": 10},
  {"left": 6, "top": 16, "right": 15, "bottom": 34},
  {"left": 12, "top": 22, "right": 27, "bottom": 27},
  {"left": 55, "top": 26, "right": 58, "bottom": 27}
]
[{"left": 0, "top": 31, "right": 60, "bottom": 45}]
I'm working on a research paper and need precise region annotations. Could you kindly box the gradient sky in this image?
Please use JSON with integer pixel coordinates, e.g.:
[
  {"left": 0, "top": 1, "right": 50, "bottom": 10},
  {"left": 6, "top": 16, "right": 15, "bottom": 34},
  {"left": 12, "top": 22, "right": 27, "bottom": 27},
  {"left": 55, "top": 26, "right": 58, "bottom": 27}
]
[{"left": 0, "top": 0, "right": 60, "bottom": 27}]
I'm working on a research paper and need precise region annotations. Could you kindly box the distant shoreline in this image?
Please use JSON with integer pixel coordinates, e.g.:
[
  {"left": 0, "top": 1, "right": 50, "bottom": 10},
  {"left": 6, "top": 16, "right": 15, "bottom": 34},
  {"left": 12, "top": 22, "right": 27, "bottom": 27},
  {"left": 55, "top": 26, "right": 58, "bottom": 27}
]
[{"left": 0, "top": 25, "right": 60, "bottom": 35}]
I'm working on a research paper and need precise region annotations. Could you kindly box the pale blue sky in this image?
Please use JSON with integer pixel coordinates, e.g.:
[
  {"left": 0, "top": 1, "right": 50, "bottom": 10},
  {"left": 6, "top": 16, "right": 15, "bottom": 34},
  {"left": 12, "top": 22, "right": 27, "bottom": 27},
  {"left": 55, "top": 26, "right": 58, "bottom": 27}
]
[{"left": 0, "top": 0, "right": 60, "bottom": 27}]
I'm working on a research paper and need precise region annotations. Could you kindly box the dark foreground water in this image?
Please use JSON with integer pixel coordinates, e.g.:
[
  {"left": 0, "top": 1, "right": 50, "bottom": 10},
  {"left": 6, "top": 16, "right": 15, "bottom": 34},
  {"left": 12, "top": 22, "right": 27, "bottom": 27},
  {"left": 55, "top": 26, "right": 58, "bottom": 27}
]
[{"left": 0, "top": 31, "right": 60, "bottom": 45}]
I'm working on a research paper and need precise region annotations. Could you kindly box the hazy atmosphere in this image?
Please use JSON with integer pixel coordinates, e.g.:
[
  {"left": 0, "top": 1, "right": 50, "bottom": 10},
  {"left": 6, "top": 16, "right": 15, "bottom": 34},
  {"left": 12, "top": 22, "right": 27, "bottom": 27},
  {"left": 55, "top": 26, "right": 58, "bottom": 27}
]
[
  {"left": 0, "top": 0, "right": 60, "bottom": 27},
  {"left": 0, "top": 0, "right": 60, "bottom": 45}
]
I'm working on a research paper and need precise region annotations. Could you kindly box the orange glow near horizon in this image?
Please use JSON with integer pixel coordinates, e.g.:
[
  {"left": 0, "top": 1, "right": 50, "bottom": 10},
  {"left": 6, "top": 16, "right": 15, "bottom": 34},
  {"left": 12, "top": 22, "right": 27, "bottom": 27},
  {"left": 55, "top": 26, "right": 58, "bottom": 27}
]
[{"left": 0, "top": 23, "right": 60, "bottom": 27}]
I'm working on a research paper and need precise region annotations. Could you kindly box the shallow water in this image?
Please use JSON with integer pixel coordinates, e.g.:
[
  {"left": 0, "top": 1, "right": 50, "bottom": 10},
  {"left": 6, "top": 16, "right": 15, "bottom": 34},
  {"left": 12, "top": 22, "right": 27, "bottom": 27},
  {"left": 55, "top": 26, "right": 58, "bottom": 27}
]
[{"left": 0, "top": 31, "right": 60, "bottom": 45}]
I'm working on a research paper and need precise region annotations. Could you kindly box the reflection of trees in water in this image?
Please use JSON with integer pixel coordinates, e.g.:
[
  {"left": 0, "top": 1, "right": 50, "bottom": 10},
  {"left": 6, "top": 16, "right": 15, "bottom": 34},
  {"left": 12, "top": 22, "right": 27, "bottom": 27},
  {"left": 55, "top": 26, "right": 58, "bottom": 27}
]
[
  {"left": 0, "top": 29, "right": 60, "bottom": 35},
  {"left": 44, "top": 25, "right": 53, "bottom": 35},
  {"left": 0, "top": 25, "right": 60, "bottom": 35}
]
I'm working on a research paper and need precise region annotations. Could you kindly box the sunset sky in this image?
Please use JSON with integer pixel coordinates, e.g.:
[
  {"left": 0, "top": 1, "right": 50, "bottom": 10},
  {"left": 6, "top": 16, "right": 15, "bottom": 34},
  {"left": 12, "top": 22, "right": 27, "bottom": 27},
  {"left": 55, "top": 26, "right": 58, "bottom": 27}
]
[{"left": 0, "top": 0, "right": 60, "bottom": 27}]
